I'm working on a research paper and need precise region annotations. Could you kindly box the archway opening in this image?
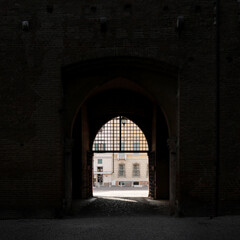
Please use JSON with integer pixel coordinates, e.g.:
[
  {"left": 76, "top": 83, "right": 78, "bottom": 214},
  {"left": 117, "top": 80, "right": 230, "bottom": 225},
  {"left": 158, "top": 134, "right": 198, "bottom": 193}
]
[
  {"left": 92, "top": 116, "right": 149, "bottom": 198},
  {"left": 62, "top": 57, "right": 178, "bottom": 214},
  {"left": 71, "top": 87, "right": 170, "bottom": 203}
]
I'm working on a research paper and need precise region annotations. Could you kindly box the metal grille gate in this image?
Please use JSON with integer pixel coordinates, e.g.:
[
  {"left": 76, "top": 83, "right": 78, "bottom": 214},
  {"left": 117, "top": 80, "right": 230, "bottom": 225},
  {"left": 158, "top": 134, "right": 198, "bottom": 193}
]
[{"left": 92, "top": 116, "right": 149, "bottom": 153}]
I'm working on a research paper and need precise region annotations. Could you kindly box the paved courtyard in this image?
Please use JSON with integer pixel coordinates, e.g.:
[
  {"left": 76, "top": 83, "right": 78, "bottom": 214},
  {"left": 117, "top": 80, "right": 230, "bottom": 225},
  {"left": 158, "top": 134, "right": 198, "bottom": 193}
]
[
  {"left": 93, "top": 186, "right": 149, "bottom": 197},
  {"left": 0, "top": 187, "right": 240, "bottom": 240}
]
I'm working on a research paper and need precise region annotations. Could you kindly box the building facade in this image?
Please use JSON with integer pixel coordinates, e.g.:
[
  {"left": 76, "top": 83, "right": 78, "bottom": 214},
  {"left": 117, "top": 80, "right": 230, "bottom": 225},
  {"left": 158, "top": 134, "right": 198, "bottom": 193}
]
[
  {"left": 93, "top": 153, "right": 113, "bottom": 187},
  {"left": 94, "top": 152, "right": 148, "bottom": 187}
]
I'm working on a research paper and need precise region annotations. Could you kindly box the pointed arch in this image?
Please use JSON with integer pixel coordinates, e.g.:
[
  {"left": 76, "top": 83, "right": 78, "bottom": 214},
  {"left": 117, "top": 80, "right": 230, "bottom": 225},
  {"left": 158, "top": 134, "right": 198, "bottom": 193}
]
[{"left": 92, "top": 116, "right": 149, "bottom": 152}]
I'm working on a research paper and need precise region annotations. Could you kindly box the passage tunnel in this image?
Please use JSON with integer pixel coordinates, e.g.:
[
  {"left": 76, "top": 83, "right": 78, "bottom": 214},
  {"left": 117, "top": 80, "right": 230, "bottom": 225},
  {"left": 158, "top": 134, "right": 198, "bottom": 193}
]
[
  {"left": 71, "top": 87, "right": 170, "bottom": 202},
  {"left": 62, "top": 58, "right": 178, "bottom": 213}
]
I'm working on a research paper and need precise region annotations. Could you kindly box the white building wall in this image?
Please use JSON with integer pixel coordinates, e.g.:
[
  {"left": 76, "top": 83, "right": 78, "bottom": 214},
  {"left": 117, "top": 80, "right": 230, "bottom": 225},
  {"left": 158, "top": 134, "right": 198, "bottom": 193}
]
[
  {"left": 93, "top": 153, "right": 149, "bottom": 186},
  {"left": 112, "top": 153, "right": 149, "bottom": 186},
  {"left": 93, "top": 153, "right": 113, "bottom": 174}
]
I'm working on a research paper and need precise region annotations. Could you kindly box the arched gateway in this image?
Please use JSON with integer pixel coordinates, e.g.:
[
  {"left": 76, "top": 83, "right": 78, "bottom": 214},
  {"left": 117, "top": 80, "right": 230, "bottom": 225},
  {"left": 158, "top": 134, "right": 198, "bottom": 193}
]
[
  {"left": 62, "top": 57, "right": 178, "bottom": 214},
  {"left": 92, "top": 116, "right": 149, "bottom": 192}
]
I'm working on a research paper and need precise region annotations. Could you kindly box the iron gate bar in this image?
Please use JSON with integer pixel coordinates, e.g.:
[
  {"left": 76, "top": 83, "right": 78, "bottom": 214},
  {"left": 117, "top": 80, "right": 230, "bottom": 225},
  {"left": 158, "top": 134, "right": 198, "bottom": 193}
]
[
  {"left": 119, "top": 116, "right": 121, "bottom": 152},
  {"left": 93, "top": 151, "right": 149, "bottom": 153},
  {"left": 92, "top": 116, "right": 149, "bottom": 152}
]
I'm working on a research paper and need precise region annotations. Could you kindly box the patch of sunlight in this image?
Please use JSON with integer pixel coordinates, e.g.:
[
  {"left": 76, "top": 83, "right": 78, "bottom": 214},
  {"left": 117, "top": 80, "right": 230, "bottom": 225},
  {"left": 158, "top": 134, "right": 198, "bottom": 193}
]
[
  {"left": 93, "top": 189, "right": 148, "bottom": 197},
  {"left": 100, "top": 197, "right": 138, "bottom": 202}
]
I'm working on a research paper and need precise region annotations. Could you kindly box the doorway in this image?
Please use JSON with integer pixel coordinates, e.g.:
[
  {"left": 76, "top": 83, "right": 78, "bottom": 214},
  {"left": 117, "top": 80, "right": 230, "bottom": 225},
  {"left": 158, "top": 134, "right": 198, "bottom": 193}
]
[
  {"left": 71, "top": 89, "right": 170, "bottom": 201},
  {"left": 92, "top": 116, "right": 149, "bottom": 198},
  {"left": 62, "top": 57, "right": 177, "bottom": 213}
]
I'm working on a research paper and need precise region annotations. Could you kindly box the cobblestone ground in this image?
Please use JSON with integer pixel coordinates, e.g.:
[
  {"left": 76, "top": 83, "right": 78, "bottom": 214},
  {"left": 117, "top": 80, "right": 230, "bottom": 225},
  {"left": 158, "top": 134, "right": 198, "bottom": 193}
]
[
  {"left": 74, "top": 197, "right": 169, "bottom": 217},
  {"left": 0, "top": 187, "right": 240, "bottom": 240},
  {"left": 74, "top": 186, "right": 169, "bottom": 216}
]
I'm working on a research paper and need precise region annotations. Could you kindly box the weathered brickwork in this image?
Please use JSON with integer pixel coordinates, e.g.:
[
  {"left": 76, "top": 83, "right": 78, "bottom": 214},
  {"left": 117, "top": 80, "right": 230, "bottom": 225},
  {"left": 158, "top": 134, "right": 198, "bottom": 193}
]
[
  {"left": 218, "top": 0, "right": 240, "bottom": 215},
  {"left": 0, "top": 0, "right": 239, "bottom": 217}
]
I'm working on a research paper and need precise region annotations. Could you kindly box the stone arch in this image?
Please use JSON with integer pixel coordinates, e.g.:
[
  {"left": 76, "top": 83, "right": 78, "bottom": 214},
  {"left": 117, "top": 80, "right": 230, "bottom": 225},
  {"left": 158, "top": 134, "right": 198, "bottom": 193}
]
[
  {"left": 62, "top": 57, "right": 178, "bottom": 213},
  {"left": 62, "top": 57, "right": 178, "bottom": 138}
]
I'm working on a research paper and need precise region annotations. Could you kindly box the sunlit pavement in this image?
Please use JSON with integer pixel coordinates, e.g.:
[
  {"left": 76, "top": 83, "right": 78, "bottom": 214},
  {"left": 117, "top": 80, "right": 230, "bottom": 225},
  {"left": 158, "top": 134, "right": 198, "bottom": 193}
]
[
  {"left": 93, "top": 186, "right": 149, "bottom": 197},
  {"left": 71, "top": 186, "right": 169, "bottom": 217}
]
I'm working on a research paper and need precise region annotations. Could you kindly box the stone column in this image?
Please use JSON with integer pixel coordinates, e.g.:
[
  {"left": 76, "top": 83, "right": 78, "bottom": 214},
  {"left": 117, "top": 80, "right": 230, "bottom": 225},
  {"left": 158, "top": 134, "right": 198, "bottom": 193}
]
[
  {"left": 87, "top": 151, "right": 94, "bottom": 198},
  {"left": 148, "top": 151, "right": 156, "bottom": 199},
  {"left": 81, "top": 105, "right": 90, "bottom": 199},
  {"left": 64, "top": 138, "right": 74, "bottom": 213},
  {"left": 167, "top": 137, "right": 177, "bottom": 215}
]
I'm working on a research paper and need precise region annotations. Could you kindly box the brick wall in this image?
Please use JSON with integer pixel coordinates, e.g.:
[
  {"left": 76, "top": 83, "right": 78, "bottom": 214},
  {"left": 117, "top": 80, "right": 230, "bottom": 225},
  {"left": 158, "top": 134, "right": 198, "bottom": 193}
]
[
  {"left": 0, "top": 0, "right": 239, "bottom": 217},
  {"left": 218, "top": 0, "right": 240, "bottom": 215}
]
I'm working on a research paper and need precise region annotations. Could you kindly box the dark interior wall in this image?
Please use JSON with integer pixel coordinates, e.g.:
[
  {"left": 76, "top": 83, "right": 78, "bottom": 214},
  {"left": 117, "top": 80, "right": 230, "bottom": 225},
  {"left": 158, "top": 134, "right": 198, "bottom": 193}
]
[
  {"left": 86, "top": 89, "right": 154, "bottom": 146},
  {"left": 156, "top": 108, "right": 169, "bottom": 199},
  {"left": 218, "top": 1, "right": 240, "bottom": 215},
  {"left": 63, "top": 58, "right": 177, "bottom": 138},
  {"left": 176, "top": 3, "right": 216, "bottom": 216},
  {"left": 72, "top": 111, "right": 82, "bottom": 199}
]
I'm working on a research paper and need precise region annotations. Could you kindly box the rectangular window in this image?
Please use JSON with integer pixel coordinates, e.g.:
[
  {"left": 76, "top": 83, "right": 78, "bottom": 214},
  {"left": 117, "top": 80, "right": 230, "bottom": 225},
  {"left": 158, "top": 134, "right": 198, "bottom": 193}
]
[
  {"left": 133, "top": 142, "right": 140, "bottom": 154},
  {"left": 97, "top": 167, "right": 103, "bottom": 172},
  {"left": 118, "top": 164, "right": 125, "bottom": 177},
  {"left": 119, "top": 181, "right": 125, "bottom": 186},
  {"left": 133, "top": 163, "right": 140, "bottom": 177},
  {"left": 98, "top": 159, "right": 102, "bottom": 164},
  {"left": 118, "top": 153, "right": 126, "bottom": 160},
  {"left": 95, "top": 143, "right": 106, "bottom": 151},
  {"left": 121, "top": 142, "right": 125, "bottom": 151},
  {"left": 133, "top": 182, "right": 139, "bottom": 185},
  {"left": 97, "top": 174, "right": 103, "bottom": 183}
]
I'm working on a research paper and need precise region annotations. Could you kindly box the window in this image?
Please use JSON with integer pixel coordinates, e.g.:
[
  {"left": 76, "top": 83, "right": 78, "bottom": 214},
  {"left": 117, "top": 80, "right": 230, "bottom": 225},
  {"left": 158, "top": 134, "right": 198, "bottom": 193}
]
[
  {"left": 97, "top": 167, "right": 103, "bottom": 172},
  {"left": 98, "top": 159, "right": 102, "bottom": 164},
  {"left": 133, "top": 142, "right": 140, "bottom": 154},
  {"left": 121, "top": 117, "right": 127, "bottom": 126},
  {"left": 119, "top": 182, "right": 125, "bottom": 186},
  {"left": 133, "top": 163, "right": 140, "bottom": 177},
  {"left": 121, "top": 142, "right": 125, "bottom": 151},
  {"left": 118, "top": 164, "right": 125, "bottom": 177},
  {"left": 95, "top": 143, "right": 106, "bottom": 151},
  {"left": 118, "top": 153, "right": 126, "bottom": 160},
  {"left": 97, "top": 174, "right": 103, "bottom": 183},
  {"left": 133, "top": 182, "right": 139, "bottom": 186}
]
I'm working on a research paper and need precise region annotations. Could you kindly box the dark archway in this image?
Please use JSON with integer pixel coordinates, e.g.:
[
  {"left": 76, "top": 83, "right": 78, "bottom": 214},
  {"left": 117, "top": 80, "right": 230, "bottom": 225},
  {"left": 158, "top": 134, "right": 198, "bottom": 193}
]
[
  {"left": 62, "top": 57, "right": 178, "bottom": 213},
  {"left": 72, "top": 88, "right": 169, "bottom": 201}
]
